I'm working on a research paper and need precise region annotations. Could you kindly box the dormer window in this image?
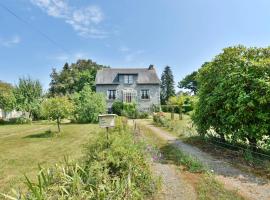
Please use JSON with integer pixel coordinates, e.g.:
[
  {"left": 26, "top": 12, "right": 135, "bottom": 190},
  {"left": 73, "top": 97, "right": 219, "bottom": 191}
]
[{"left": 124, "top": 75, "right": 133, "bottom": 84}]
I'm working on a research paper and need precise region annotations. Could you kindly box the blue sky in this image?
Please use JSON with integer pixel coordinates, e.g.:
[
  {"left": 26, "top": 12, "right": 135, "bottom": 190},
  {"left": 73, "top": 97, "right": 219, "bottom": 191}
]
[{"left": 1, "top": 0, "right": 270, "bottom": 90}]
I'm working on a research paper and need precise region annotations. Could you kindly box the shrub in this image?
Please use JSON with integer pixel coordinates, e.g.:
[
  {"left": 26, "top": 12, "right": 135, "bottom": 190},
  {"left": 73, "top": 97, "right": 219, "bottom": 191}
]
[
  {"left": 111, "top": 101, "right": 123, "bottom": 115},
  {"left": 193, "top": 46, "right": 270, "bottom": 149},
  {"left": 0, "top": 117, "right": 32, "bottom": 124},
  {"left": 72, "top": 85, "right": 106, "bottom": 123},
  {"left": 121, "top": 102, "right": 138, "bottom": 119}
]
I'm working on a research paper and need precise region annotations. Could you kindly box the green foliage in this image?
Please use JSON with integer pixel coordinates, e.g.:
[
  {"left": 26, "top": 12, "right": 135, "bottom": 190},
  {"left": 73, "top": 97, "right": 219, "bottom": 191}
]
[
  {"left": 178, "top": 71, "right": 198, "bottom": 94},
  {"left": 4, "top": 117, "right": 157, "bottom": 199},
  {"left": 0, "top": 81, "right": 16, "bottom": 112},
  {"left": 160, "top": 66, "right": 176, "bottom": 104},
  {"left": 49, "top": 59, "right": 107, "bottom": 96},
  {"left": 72, "top": 85, "right": 106, "bottom": 123},
  {"left": 121, "top": 102, "right": 138, "bottom": 119},
  {"left": 193, "top": 46, "right": 270, "bottom": 148},
  {"left": 112, "top": 101, "right": 124, "bottom": 115},
  {"left": 41, "top": 96, "right": 74, "bottom": 132},
  {"left": 112, "top": 102, "right": 149, "bottom": 119},
  {"left": 14, "top": 77, "right": 43, "bottom": 119}
]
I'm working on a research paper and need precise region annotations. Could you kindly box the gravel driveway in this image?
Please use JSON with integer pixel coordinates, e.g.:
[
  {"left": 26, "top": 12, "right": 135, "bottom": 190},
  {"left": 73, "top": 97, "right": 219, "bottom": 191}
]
[{"left": 144, "top": 123, "right": 270, "bottom": 200}]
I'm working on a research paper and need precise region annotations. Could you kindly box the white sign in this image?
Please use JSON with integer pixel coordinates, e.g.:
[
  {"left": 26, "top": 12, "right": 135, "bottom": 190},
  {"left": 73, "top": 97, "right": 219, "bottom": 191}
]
[{"left": 98, "top": 114, "right": 116, "bottom": 128}]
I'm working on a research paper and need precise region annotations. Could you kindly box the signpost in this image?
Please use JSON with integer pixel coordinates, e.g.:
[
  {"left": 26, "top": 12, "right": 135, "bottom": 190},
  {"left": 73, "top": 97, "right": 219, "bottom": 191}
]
[{"left": 98, "top": 114, "right": 117, "bottom": 148}]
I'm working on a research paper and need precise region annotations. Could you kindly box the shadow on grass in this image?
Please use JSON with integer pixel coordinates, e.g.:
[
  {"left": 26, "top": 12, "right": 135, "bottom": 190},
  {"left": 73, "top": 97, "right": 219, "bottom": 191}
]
[{"left": 24, "top": 130, "right": 55, "bottom": 139}]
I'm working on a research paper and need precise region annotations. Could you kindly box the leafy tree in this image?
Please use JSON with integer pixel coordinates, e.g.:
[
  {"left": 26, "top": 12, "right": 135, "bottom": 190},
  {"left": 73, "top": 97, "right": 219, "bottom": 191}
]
[
  {"left": 178, "top": 71, "right": 198, "bottom": 94},
  {"left": 72, "top": 85, "right": 106, "bottom": 123},
  {"left": 14, "top": 78, "right": 43, "bottom": 119},
  {"left": 193, "top": 46, "right": 270, "bottom": 150},
  {"left": 0, "top": 81, "right": 16, "bottom": 113},
  {"left": 160, "top": 66, "right": 176, "bottom": 104},
  {"left": 41, "top": 96, "right": 74, "bottom": 132},
  {"left": 49, "top": 59, "right": 107, "bottom": 96}
]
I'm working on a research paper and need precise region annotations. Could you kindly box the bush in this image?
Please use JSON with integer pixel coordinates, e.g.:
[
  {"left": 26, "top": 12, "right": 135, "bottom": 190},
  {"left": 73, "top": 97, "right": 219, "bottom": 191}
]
[
  {"left": 111, "top": 101, "right": 123, "bottom": 115},
  {"left": 121, "top": 102, "right": 138, "bottom": 119},
  {"left": 5, "top": 117, "right": 157, "bottom": 199},
  {"left": 0, "top": 117, "right": 32, "bottom": 124},
  {"left": 193, "top": 46, "right": 270, "bottom": 149},
  {"left": 153, "top": 112, "right": 169, "bottom": 127},
  {"left": 72, "top": 85, "right": 106, "bottom": 123}
]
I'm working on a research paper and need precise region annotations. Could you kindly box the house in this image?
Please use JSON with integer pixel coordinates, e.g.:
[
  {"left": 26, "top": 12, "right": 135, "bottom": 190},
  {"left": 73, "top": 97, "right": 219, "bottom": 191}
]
[
  {"left": 95, "top": 65, "right": 161, "bottom": 112},
  {"left": 0, "top": 109, "right": 24, "bottom": 120}
]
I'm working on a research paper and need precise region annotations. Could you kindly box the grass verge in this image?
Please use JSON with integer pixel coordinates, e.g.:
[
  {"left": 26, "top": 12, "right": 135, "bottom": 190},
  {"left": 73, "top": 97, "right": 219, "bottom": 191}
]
[{"left": 138, "top": 122, "right": 244, "bottom": 200}]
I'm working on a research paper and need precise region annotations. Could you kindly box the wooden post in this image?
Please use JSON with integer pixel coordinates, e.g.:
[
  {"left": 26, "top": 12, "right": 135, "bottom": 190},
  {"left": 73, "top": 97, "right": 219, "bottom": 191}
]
[
  {"left": 179, "top": 106, "right": 183, "bottom": 120},
  {"left": 171, "top": 106, "right": 174, "bottom": 120},
  {"left": 106, "top": 127, "right": 109, "bottom": 148}
]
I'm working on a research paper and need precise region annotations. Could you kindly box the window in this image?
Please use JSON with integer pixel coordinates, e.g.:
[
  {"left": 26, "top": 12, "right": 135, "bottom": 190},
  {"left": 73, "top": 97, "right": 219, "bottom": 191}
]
[
  {"left": 123, "top": 90, "right": 137, "bottom": 103},
  {"left": 124, "top": 75, "right": 133, "bottom": 84},
  {"left": 108, "top": 90, "right": 116, "bottom": 100},
  {"left": 141, "top": 89, "right": 150, "bottom": 100}
]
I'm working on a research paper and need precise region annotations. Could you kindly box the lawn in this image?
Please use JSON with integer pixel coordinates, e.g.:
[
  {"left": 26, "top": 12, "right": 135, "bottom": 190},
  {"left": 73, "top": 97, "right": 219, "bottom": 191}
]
[{"left": 0, "top": 121, "right": 101, "bottom": 193}]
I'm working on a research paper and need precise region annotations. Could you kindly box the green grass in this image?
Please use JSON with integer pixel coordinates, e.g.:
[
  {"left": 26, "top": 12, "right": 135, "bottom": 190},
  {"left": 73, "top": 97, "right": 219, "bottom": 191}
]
[
  {"left": 155, "top": 113, "right": 197, "bottom": 138},
  {"left": 197, "top": 173, "right": 244, "bottom": 200},
  {"left": 0, "top": 121, "right": 100, "bottom": 193}
]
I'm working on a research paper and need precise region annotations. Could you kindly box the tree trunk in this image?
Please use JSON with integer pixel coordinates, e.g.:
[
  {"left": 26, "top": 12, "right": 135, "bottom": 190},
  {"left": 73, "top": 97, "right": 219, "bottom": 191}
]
[
  {"left": 57, "top": 118, "right": 61, "bottom": 132},
  {"left": 171, "top": 106, "right": 174, "bottom": 120},
  {"left": 247, "top": 136, "right": 257, "bottom": 152}
]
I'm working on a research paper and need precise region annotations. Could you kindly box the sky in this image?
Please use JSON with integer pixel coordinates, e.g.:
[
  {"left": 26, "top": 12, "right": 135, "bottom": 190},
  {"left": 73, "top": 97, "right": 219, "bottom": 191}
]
[{"left": 1, "top": 0, "right": 270, "bottom": 91}]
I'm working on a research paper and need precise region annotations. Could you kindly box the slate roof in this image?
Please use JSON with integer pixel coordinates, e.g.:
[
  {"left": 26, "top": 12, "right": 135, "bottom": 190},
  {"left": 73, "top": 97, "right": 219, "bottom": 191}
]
[{"left": 95, "top": 68, "right": 160, "bottom": 85}]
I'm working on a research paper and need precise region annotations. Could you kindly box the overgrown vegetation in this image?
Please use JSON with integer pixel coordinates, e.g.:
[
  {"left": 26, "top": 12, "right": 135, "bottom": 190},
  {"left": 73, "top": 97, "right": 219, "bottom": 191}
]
[
  {"left": 193, "top": 46, "right": 270, "bottom": 152},
  {"left": 2, "top": 117, "right": 157, "bottom": 200}
]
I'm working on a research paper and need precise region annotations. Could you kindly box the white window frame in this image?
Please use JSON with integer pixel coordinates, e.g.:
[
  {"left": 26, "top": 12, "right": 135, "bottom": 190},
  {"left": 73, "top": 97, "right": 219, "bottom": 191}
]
[{"left": 124, "top": 75, "right": 133, "bottom": 84}]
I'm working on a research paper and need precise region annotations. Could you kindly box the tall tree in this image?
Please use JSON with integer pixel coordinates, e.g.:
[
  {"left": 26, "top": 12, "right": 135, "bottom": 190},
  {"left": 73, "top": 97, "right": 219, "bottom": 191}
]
[
  {"left": 178, "top": 71, "right": 198, "bottom": 94},
  {"left": 160, "top": 66, "right": 175, "bottom": 104},
  {"left": 14, "top": 77, "right": 43, "bottom": 119},
  {"left": 49, "top": 59, "right": 107, "bottom": 96}
]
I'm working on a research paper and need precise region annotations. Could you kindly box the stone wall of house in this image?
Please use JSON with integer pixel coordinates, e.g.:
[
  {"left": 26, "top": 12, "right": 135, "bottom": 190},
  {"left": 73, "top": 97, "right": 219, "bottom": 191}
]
[{"left": 96, "top": 83, "right": 160, "bottom": 112}]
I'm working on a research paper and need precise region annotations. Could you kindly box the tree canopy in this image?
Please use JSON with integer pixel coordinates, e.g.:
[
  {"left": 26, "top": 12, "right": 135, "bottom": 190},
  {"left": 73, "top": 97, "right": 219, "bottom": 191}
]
[
  {"left": 193, "top": 46, "right": 270, "bottom": 148},
  {"left": 160, "top": 66, "right": 175, "bottom": 104},
  {"left": 178, "top": 71, "right": 198, "bottom": 94},
  {"left": 0, "top": 81, "right": 16, "bottom": 112},
  {"left": 49, "top": 59, "right": 107, "bottom": 96},
  {"left": 72, "top": 85, "right": 106, "bottom": 123},
  {"left": 14, "top": 77, "right": 43, "bottom": 119},
  {"left": 41, "top": 96, "right": 74, "bottom": 132}
]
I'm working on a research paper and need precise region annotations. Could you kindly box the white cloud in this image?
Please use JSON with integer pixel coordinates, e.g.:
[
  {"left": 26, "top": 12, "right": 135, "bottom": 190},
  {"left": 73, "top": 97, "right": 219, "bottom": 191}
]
[
  {"left": 0, "top": 35, "right": 21, "bottom": 47},
  {"left": 31, "top": 0, "right": 106, "bottom": 38}
]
